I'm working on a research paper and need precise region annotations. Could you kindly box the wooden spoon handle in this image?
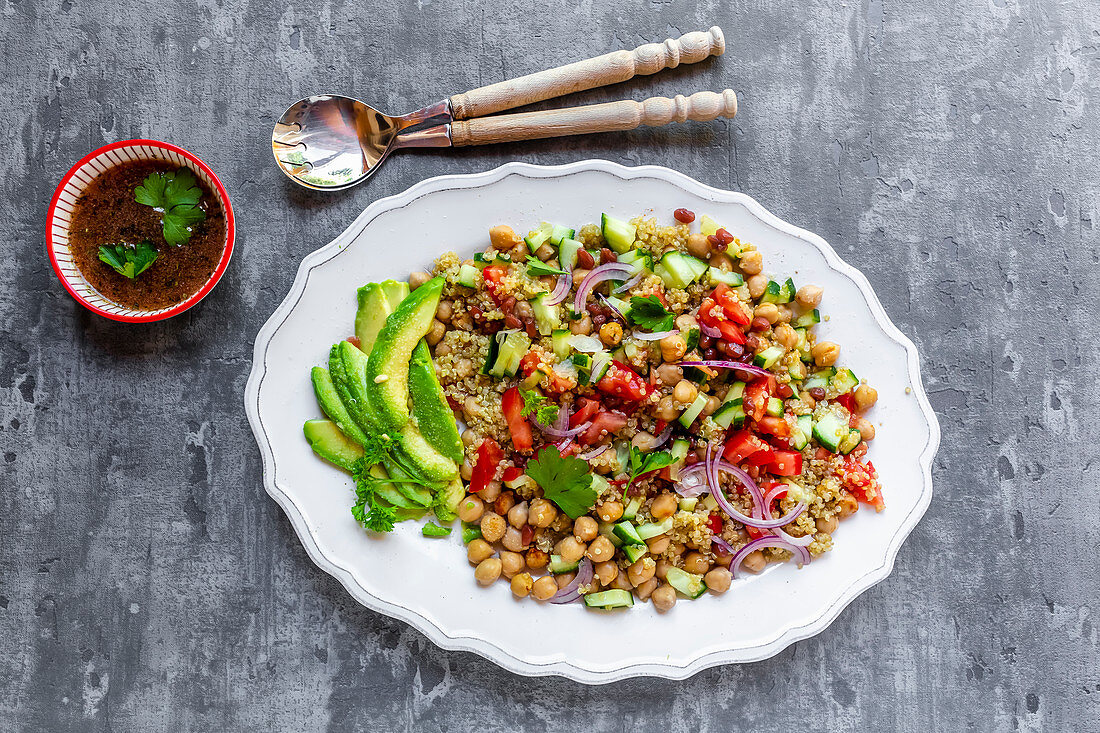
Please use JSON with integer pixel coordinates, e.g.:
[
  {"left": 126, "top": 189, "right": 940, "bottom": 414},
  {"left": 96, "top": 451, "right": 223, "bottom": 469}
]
[
  {"left": 449, "top": 27, "right": 725, "bottom": 120},
  {"left": 450, "top": 90, "right": 737, "bottom": 147}
]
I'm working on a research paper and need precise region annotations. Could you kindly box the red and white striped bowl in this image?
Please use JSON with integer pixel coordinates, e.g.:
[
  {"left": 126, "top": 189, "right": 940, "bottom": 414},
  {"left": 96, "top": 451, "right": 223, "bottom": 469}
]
[{"left": 46, "top": 139, "right": 235, "bottom": 322}]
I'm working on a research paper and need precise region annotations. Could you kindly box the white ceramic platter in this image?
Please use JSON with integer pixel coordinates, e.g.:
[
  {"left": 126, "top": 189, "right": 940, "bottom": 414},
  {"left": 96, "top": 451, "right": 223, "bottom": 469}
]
[{"left": 245, "top": 160, "right": 939, "bottom": 684}]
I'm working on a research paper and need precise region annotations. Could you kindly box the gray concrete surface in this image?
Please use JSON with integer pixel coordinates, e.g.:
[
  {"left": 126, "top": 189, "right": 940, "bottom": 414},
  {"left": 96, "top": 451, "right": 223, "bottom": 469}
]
[{"left": 1, "top": 0, "right": 1097, "bottom": 730}]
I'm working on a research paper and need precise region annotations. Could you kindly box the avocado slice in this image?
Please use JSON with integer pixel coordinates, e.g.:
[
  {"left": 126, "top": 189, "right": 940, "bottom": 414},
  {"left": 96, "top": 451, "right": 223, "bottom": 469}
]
[
  {"left": 354, "top": 279, "right": 410, "bottom": 351},
  {"left": 409, "top": 341, "right": 464, "bottom": 464},
  {"left": 384, "top": 461, "right": 434, "bottom": 507},
  {"left": 380, "top": 279, "right": 410, "bottom": 308},
  {"left": 303, "top": 419, "right": 364, "bottom": 472},
  {"left": 311, "top": 367, "right": 369, "bottom": 446},
  {"left": 432, "top": 476, "right": 465, "bottom": 522},
  {"left": 366, "top": 463, "right": 422, "bottom": 510},
  {"left": 365, "top": 276, "right": 444, "bottom": 432}
]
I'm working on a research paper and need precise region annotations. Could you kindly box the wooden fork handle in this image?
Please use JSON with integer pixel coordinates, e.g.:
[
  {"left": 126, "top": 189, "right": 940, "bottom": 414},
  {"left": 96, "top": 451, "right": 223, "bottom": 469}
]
[
  {"left": 450, "top": 90, "right": 737, "bottom": 147},
  {"left": 449, "top": 27, "right": 725, "bottom": 120}
]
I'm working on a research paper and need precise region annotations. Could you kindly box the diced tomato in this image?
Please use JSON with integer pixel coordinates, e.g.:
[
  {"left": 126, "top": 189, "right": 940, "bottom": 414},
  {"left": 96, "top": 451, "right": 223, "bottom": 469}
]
[
  {"left": 839, "top": 456, "right": 884, "bottom": 511},
  {"left": 580, "top": 411, "right": 629, "bottom": 445},
  {"left": 502, "top": 466, "right": 523, "bottom": 483},
  {"left": 470, "top": 439, "right": 504, "bottom": 495},
  {"left": 655, "top": 419, "right": 668, "bottom": 435},
  {"left": 501, "top": 387, "right": 534, "bottom": 452},
  {"left": 570, "top": 397, "right": 600, "bottom": 428},
  {"left": 755, "top": 415, "right": 791, "bottom": 438},
  {"left": 743, "top": 443, "right": 775, "bottom": 466},
  {"left": 723, "top": 429, "right": 770, "bottom": 464},
  {"left": 707, "top": 513, "right": 724, "bottom": 534},
  {"left": 743, "top": 380, "right": 771, "bottom": 422},
  {"left": 713, "top": 284, "right": 751, "bottom": 325},
  {"left": 717, "top": 320, "right": 747, "bottom": 345},
  {"left": 836, "top": 393, "right": 856, "bottom": 413},
  {"left": 746, "top": 526, "right": 765, "bottom": 540},
  {"left": 769, "top": 450, "right": 803, "bottom": 476},
  {"left": 596, "top": 361, "right": 651, "bottom": 402},
  {"left": 519, "top": 352, "right": 542, "bottom": 378},
  {"left": 482, "top": 264, "right": 508, "bottom": 303}
]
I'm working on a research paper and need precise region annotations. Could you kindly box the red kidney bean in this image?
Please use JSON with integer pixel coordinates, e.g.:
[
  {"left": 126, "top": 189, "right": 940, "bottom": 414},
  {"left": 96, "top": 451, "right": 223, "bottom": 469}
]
[
  {"left": 703, "top": 347, "right": 718, "bottom": 360},
  {"left": 714, "top": 228, "right": 735, "bottom": 245},
  {"left": 699, "top": 334, "right": 714, "bottom": 349},
  {"left": 751, "top": 317, "right": 771, "bottom": 333},
  {"left": 577, "top": 249, "right": 596, "bottom": 269},
  {"left": 809, "top": 387, "right": 826, "bottom": 400},
  {"left": 599, "top": 248, "right": 618, "bottom": 264},
  {"left": 776, "top": 383, "right": 794, "bottom": 398},
  {"left": 674, "top": 208, "right": 696, "bottom": 224}
]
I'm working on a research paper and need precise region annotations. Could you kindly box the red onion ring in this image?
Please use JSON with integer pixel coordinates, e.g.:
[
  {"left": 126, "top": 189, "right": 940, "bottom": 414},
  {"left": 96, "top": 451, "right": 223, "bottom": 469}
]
[
  {"left": 574, "top": 263, "right": 635, "bottom": 313},
  {"left": 535, "top": 417, "right": 591, "bottom": 439},
  {"left": 613, "top": 272, "right": 643, "bottom": 294},
  {"left": 556, "top": 437, "right": 574, "bottom": 453},
  {"left": 579, "top": 445, "right": 608, "bottom": 460},
  {"left": 673, "top": 462, "right": 711, "bottom": 498},
  {"left": 595, "top": 293, "right": 626, "bottom": 322},
  {"left": 678, "top": 361, "right": 773, "bottom": 380},
  {"left": 554, "top": 401, "right": 571, "bottom": 432},
  {"left": 652, "top": 424, "right": 673, "bottom": 448},
  {"left": 707, "top": 449, "right": 806, "bottom": 529},
  {"left": 731, "top": 536, "right": 811, "bottom": 578},
  {"left": 632, "top": 329, "right": 678, "bottom": 341},
  {"left": 698, "top": 320, "right": 722, "bottom": 339},
  {"left": 764, "top": 484, "right": 814, "bottom": 547},
  {"left": 545, "top": 273, "right": 572, "bottom": 306},
  {"left": 549, "top": 557, "right": 593, "bottom": 604},
  {"left": 711, "top": 535, "right": 736, "bottom": 555}
]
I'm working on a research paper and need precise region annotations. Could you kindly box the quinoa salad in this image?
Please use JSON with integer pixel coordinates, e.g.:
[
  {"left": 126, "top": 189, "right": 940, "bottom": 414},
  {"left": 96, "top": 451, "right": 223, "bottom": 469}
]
[{"left": 303, "top": 208, "right": 883, "bottom": 612}]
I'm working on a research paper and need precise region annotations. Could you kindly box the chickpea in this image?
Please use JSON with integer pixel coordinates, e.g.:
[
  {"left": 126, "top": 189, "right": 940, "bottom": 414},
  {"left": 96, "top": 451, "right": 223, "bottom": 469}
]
[
  {"left": 571, "top": 268, "right": 590, "bottom": 287},
  {"left": 635, "top": 577, "right": 659, "bottom": 601},
  {"left": 686, "top": 232, "right": 712, "bottom": 259},
  {"left": 812, "top": 341, "right": 840, "bottom": 367},
  {"left": 599, "top": 321, "right": 623, "bottom": 347},
  {"left": 551, "top": 513, "right": 573, "bottom": 533},
  {"left": 460, "top": 459, "right": 474, "bottom": 482},
  {"left": 796, "top": 284, "right": 824, "bottom": 308},
  {"left": 513, "top": 300, "right": 534, "bottom": 323},
  {"left": 596, "top": 501, "right": 624, "bottom": 523},
  {"left": 489, "top": 224, "right": 522, "bottom": 250},
  {"left": 856, "top": 418, "right": 876, "bottom": 441},
  {"left": 741, "top": 550, "right": 767, "bottom": 574},
  {"left": 701, "top": 395, "right": 721, "bottom": 417},
  {"left": 433, "top": 342, "right": 451, "bottom": 357},
  {"left": 837, "top": 492, "right": 859, "bottom": 519},
  {"left": 532, "top": 575, "right": 559, "bottom": 600},
  {"left": 854, "top": 384, "right": 879, "bottom": 412},
  {"left": 573, "top": 516, "right": 599, "bottom": 542},
  {"left": 586, "top": 535, "right": 616, "bottom": 563},
  {"left": 480, "top": 512, "right": 506, "bottom": 543},
  {"left": 705, "top": 567, "right": 733, "bottom": 593},
  {"left": 474, "top": 558, "right": 502, "bottom": 585},
  {"left": 435, "top": 300, "right": 454, "bottom": 323},
  {"left": 800, "top": 390, "right": 817, "bottom": 409},
  {"left": 456, "top": 495, "right": 484, "bottom": 523},
  {"left": 535, "top": 242, "right": 555, "bottom": 261},
  {"left": 467, "top": 539, "right": 494, "bottom": 565},
  {"left": 570, "top": 314, "right": 593, "bottom": 336},
  {"left": 502, "top": 527, "right": 527, "bottom": 553},
  {"left": 529, "top": 498, "right": 558, "bottom": 528},
  {"left": 462, "top": 396, "right": 482, "bottom": 423},
  {"left": 647, "top": 535, "right": 671, "bottom": 555},
  {"left": 776, "top": 304, "right": 793, "bottom": 324},
  {"left": 627, "top": 557, "right": 657, "bottom": 586},
  {"left": 594, "top": 561, "right": 619, "bottom": 585},
  {"left": 672, "top": 379, "right": 698, "bottom": 404},
  {"left": 507, "top": 501, "right": 529, "bottom": 528},
  {"left": 480, "top": 480, "right": 502, "bottom": 503},
  {"left": 526, "top": 548, "right": 549, "bottom": 570},
  {"left": 510, "top": 572, "right": 533, "bottom": 597},
  {"left": 424, "top": 319, "right": 446, "bottom": 346},
  {"left": 494, "top": 491, "right": 515, "bottom": 515},
  {"left": 816, "top": 515, "right": 839, "bottom": 534},
  {"left": 739, "top": 250, "right": 763, "bottom": 275},
  {"left": 651, "top": 584, "right": 677, "bottom": 612},
  {"left": 460, "top": 428, "right": 479, "bottom": 447},
  {"left": 660, "top": 333, "right": 687, "bottom": 363},
  {"left": 509, "top": 243, "right": 528, "bottom": 262},
  {"left": 632, "top": 431, "right": 659, "bottom": 451},
  {"left": 683, "top": 551, "right": 712, "bottom": 575},
  {"left": 408, "top": 271, "right": 432, "bottom": 289},
  {"left": 556, "top": 572, "right": 576, "bottom": 590},
  {"left": 656, "top": 363, "right": 683, "bottom": 386},
  {"left": 654, "top": 558, "right": 673, "bottom": 580},
  {"left": 555, "top": 536, "right": 587, "bottom": 564},
  {"left": 650, "top": 493, "right": 678, "bottom": 520},
  {"left": 774, "top": 323, "right": 799, "bottom": 349},
  {"left": 708, "top": 251, "right": 735, "bottom": 271},
  {"left": 656, "top": 395, "right": 680, "bottom": 422},
  {"left": 500, "top": 550, "right": 525, "bottom": 577},
  {"left": 747, "top": 274, "right": 768, "bottom": 299},
  {"left": 755, "top": 303, "right": 780, "bottom": 325}
]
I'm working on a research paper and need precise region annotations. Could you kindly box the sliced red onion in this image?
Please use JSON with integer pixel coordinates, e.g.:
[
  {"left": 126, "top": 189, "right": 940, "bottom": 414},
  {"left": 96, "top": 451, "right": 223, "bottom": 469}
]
[
  {"left": 731, "top": 536, "right": 811, "bottom": 578},
  {"left": 554, "top": 402, "right": 570, "bottom": 432},
  {"left": 764, "top": 484, "right": 814, "bottom": 547},
  {"left": 574, "top": 263, "right": 635, "bottom": 313},
  {"left": 595, "top": 293, "right": 626, "bottom": 322},
  {"left": 711, "top": 535, "right": 736, "bottom": 555},
  {"left": 579, "top": 444, "right": 608, "bottom": 460},
  {"left": 698, "top": 320, "right": 722, "bottom": 338},
  {"left": 707, "top": 449, "right": 805, "bottom": 529},
  {"left": 545, "top": 274, "right": 572, "bottom": 306},
  {"left": 653, "top": 424, "right": 673, "bottom": 448},
  {"left": 556, "top": 437, "right": 574, "bottom": 453},
  {"left": 679, "top": 361, "right": 773, "bottom": 380},
  {"left": 674, "top": 462, "right": 710, "bottom": 498},
  {"left": 613, "top": 272, "right": 643, "bottom": 294},
  {"left": 632, "top": 329, "right": 678, "bottom": 341},
  {"left": 549, "top": 557, "right": 593, "bottom": 604},
  {"left": 535, "top": 417, "right": 591, "bottom": 439}
]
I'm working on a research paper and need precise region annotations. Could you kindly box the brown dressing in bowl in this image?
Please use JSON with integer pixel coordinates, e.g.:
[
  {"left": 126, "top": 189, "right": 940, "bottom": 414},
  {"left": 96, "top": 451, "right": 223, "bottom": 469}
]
[{"left": 68, "top": 160, "right": 227, "bottom": 311}]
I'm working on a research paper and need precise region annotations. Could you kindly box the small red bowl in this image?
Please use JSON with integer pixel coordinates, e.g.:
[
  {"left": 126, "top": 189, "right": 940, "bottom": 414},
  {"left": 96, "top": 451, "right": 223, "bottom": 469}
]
[{"left": 46, "top": 139, "right": 235, "bottom": 322}]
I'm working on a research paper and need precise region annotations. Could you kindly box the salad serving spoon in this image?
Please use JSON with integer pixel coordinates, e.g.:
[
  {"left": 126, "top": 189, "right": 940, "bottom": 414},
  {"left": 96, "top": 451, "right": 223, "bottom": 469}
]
[{"left": 272, "top": 27, "right": 730, "bottom": 190}]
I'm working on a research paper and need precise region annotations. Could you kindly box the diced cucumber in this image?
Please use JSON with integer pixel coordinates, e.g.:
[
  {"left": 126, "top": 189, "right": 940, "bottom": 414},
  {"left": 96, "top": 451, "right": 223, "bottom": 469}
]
[
  {"left": 683, "top": 327, "right": 701, "bottom": 352},
  {"left": 708, "top": 268, "right": 744, "bottom": 287},
  {"left": 606, "top": 295, "right": 631, "bottom": 317},
  {"left": 550, "top": 555, "right": 580, "bottom": 574},
  {"left": 682, "top": 366, "right": 710, "bottom": 384},
  {"left": 530, "top": 293, "right": 561, "bottom": 336},
  {"left": 551, "top": 329, "right": 572, "bottom": 360},
  {"left": 636, "top": 516, "right": 673, "bottom": 540},
  {"left": 481, "top": 329, "right": 499, "bottom": 375},
  {"left": 591, "top": 473, "right": 611, "bottom": 497},
  {"left": 670, "top": 439, "right": 690, "bottom": 462},
  {"left": 665, "top": 567, "right": 707, "bottom": 599},
  {"left": 831, "top": 368, "right": 859, "bottom": 395},
  {"left": 792, "top": 309, "right": 821, "bottom": 328},
  {"left": 613, "top": 521, "right": 644, "bottom": 546},
  {"left": 549, "top": 224, "right": 575, "bottom": 245},
  {"left": 617, "top": 249, "right": 653, "bottom": 275},
  {"left": 766, "top": 396, "right": 784, "bottom": 417},
  {"left": 655, "top": 251, "right": 708, "bottom": 289},
  {"left": 601, "top": 213, "right": 637, "bottom": 253},
  {"left": 524, "top": 222, "right": 554, "bottom": 252},
  {"left": 678, "top": 496, "right": 699, "bottom": 511},
  {"left": 622, "top": 495, "right": 644, "bottom": 521},
  {"left": 712, "top": 400, "right": 746, "bottom": 429},
  {"left": 728, "top": 381, "right": 747, "bottom": 402},
  {"left": 699, "top": 214, "right": 720, "bottom": 237},
  {"left": 791, "top": 414, "right": 813, "bottom": 450},
  {"left": 598, "top": 521, "right": 623, "bottom": 547},
  {"left": 622, "top": 543, "right": 648, "bottom": 564},
  {"left": 804, "top": 367, "right": 837, "bottom": 391},
  {"left": 759, "top": 278, "right": 795, "bottom": 304},
  {"left": 839, "top": 429, "right": 862, "bottom": 454},
  {"left": 678, "top": 393, "right": 708, "bottom": 428},
  {"left": 488, "top": 330, "right": 531, "bottom": 377},
  {"left": 583, "top": 589, "right": 634, "bottom": 609},
  {"left": 753, "top": 345, "right": 785, "bottom": 369},
  {"left": 558, "top": 238, "right": 584, "bottom": 271},
  {"left": 795, "top": 328, "right": 813, "bottom": 362},
  {"left": 473, "top": 251, "right": 511, "bottom": 266},
  {"left": 456, "top": 263, "right": 480, "bottom": 288},
  {"left": 812, "top": 412, "right": 848, "bottom": 452},
  {"left": 589, "top": 351, "right": 612, "bottom": 383}
]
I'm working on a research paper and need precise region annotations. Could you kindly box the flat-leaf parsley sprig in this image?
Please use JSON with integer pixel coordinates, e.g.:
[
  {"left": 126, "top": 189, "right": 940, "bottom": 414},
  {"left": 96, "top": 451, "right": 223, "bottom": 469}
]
[
  {"left": 97, "top": 241, "right": 158, "bottom": 279},
  {"left": 134, "top": 168, "right": 207, "bottom": 246},
  {"left": 525, "top": 446, "right": 597, "bottom": 519}
]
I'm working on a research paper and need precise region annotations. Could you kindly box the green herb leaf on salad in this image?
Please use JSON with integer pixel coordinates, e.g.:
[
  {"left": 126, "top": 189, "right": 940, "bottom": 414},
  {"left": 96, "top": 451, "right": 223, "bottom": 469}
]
[
  {"left": 526, "top": 446, "right": 598, "bottom": 519},
  {"left": 627, "top": 445, "right": 676, "bottom": 487},
  {"left": 526, "top": 256, "right": 567, "bottom": 277},
  {"left": 628, "top": 295, "right": 675, "bottom": 332},
  {"left": 422, "top": 522, "right": 452, "bottom": 537},
  {"left": 97, "top": 241, "right": 158, "bottom": 279},
  {"left": 350, "top": 459, "right": 398, "bottom": 533},
  {"left": 134, "top": 168, "right": 207, "bottom": 246},
  {"left": 519, "top": 388, "right": 559, "bottom": 426}
]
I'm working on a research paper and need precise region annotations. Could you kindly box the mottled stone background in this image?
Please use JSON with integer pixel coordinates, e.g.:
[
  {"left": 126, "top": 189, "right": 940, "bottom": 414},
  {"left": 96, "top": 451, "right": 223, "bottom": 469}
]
[{"left": 1, "top": 0, "right": 1097, "bottom": 730}]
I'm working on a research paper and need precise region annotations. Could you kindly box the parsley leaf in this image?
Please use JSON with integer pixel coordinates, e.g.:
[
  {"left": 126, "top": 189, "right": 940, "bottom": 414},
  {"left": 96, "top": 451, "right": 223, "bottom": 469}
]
[
  {"left": 519, "top": 388, "right": 559, "bottom": 426},
  {"left": 628, "top": 295, "right": 675, "bottom": 332},
  {"left": 422, "top": 522, "right": 452, "bottom": 537},
  {"left": 134, "top": 168, "right": 207, "bottom": 246},
  {"left": 526, "top": 256, "right": 568, "bottom": 277},
  {"left": 97, "top": 241, "right": 158, "bottom": 279},
  {"left": 627, "top": 445, "right": 676, "bottom": 487},
  {"left": 526, "top": 446, "right": 597, "bottom": 519},
  {"left": 350, "top": 458, "right": 398, "bottom": 533}
]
